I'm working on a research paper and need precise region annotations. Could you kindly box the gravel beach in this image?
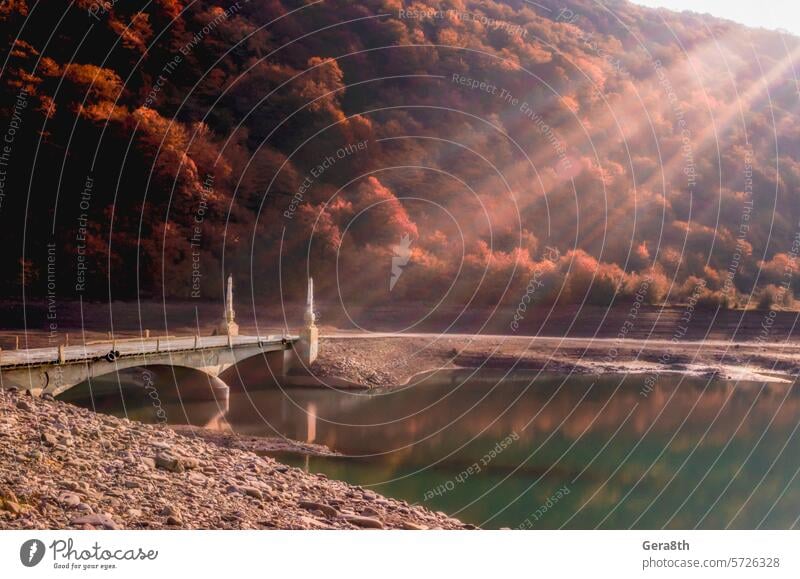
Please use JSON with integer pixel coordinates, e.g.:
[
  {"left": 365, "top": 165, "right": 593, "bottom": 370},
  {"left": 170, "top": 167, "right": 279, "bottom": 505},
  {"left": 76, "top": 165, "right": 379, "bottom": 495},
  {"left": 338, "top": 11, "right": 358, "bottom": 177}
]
[{"left": 0, "top": 390, "right": 466, "bottom": 530}]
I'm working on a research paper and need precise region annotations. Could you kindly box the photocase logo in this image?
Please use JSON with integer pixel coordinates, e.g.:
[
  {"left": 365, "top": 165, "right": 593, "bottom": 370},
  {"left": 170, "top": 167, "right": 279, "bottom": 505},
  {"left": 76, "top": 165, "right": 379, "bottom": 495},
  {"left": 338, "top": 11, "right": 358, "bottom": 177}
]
[
  {"left": 20, "top": 539, "right": 46, "bottom": 567},
  {"left": 390, "top": 233, "right": 413, "bottom": 291}
]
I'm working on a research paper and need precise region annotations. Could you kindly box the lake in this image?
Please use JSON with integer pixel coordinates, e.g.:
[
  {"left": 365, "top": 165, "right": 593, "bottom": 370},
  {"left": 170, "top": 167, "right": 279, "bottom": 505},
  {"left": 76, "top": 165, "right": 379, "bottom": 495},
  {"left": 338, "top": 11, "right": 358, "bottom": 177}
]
[{"left": 62, "top": 369, "right": 800, "bottom": 529}]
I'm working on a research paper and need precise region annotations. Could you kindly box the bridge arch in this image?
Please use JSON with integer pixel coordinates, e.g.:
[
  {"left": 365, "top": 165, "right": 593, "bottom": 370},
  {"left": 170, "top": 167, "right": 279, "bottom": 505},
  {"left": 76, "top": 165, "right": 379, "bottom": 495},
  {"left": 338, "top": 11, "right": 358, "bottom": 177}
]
[{"left": 1, "top": 338, "right": 295, "bottom": 397}]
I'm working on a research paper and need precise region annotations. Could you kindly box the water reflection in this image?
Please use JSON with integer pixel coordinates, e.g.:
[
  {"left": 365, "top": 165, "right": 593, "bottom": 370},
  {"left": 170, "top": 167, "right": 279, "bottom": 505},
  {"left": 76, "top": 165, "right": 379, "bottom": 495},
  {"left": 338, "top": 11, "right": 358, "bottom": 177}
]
[
  {"left": 61, "top": 366, "right": 230, "bottom": 428},
  {"left": 63, "top": 369, "right": 800, "bottom": 529}
]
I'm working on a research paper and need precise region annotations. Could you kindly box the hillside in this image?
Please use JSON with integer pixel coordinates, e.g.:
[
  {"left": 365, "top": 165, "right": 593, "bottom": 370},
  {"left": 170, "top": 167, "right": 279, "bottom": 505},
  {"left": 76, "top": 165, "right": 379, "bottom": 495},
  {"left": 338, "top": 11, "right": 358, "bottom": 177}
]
[{"left": 1, "top": 0, "right": 798, "bottom": 310}]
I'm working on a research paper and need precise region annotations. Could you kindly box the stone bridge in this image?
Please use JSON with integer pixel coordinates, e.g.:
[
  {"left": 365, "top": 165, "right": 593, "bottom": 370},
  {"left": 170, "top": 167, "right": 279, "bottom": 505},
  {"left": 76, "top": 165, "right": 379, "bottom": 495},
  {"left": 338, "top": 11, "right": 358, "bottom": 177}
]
[
  {"left": 0, "top": 334, "right": 300, "bottom": 397},
  {"left": 0, "top": 276, "right": 321, "bottom": 397}
]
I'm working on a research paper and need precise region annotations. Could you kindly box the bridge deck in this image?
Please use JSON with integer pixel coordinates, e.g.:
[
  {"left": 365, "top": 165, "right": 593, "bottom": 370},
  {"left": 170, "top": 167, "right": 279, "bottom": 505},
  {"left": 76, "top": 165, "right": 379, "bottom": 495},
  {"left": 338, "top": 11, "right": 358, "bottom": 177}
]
[{"left": 0, "top": 335, "right": 297, "bottom": 368}]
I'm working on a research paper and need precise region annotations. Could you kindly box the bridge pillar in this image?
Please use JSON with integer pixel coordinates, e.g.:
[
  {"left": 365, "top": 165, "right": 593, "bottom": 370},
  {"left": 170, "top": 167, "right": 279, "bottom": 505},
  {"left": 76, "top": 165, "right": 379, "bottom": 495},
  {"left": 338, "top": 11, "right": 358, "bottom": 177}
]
[
  {"left": 216, "top": 274, "right": 240, "bottom": 336},
  {"left": 297, "top": 277, "right": 318, "bottom": 366},
  {"left": 266, "top": 349, "right": 295, "bottom": 381}
]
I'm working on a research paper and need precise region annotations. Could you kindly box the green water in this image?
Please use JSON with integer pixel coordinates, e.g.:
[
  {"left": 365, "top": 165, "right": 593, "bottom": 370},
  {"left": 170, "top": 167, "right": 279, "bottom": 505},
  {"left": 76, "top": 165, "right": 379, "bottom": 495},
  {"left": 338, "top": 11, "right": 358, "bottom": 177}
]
[{"left": 66, "top": 369, "right": 800, "bottom": 529}]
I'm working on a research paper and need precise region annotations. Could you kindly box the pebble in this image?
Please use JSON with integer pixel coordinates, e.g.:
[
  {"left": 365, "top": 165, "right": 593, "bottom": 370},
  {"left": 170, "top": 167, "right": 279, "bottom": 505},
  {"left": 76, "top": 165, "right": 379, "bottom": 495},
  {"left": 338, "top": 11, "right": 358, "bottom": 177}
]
[
  {"left": 299, "top": 500, "right": 338, "bottom": 517},
  {"left": 361, "top": 506, "right": 380, "bottom": 518},
  {"left": 341, "top": 514, "right": 384, "bottom": 529},
  {"left": 242, "top": 486, "right": 263, "bottom": 499},
  {"left": 41, "top": 432, "right": 59, "bottom": 446},
  {"left": 70, "top": 513, "right": 120, "bottom": 530},
  {"left": 298, "top": 516, "right": 331, "bottom": 529},
  {"left": 187, "top": 472, "right": 206, "bottom": 485},
  {"left": 399, "top": 521, "right": 428, "bottom": 530},
  {"left": 57, "top": 492, "right": 81, "bottom": 507},
  {"left": 1, "top": 500, "right": 23, "bottom": 514},
  {"left": 160, "top": 505, "right": 179, "bottom": 517},
  {"left": 155, "top": 452, "right": 185, "bottom": 473}
]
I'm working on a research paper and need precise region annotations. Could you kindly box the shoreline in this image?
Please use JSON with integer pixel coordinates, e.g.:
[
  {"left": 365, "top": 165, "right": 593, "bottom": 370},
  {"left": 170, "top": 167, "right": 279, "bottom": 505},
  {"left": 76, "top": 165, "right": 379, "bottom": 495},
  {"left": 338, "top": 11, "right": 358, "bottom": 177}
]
[
  {"left": 0, "top": 391, "right": 466, "bottom": 530},
  {"left": 3, "top": 329, "right": 798, "bottom": 531},
  {"left": 169, "top": 424, "right": 341, "bottom": 457},
  {"left": 310, "top": 334, "right": 800, "bottom": 388}
]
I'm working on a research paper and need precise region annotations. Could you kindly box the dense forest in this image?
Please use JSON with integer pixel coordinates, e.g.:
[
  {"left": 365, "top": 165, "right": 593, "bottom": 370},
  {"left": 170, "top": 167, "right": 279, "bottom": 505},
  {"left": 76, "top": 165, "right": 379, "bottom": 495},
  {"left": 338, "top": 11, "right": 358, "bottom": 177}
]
[{"left": 0, "top": 0, "right": 798, "bottom": 309}]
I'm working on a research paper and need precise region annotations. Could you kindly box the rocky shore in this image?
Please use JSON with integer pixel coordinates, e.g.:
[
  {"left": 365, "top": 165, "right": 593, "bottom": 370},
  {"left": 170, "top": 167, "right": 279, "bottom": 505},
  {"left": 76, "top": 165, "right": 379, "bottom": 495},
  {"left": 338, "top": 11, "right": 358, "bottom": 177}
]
[
  {"left": 0, "top": 391, "right": 466, "bottom": 530},
  {"left": 312, "top": 335, "right": 800, "bottom": 388}
]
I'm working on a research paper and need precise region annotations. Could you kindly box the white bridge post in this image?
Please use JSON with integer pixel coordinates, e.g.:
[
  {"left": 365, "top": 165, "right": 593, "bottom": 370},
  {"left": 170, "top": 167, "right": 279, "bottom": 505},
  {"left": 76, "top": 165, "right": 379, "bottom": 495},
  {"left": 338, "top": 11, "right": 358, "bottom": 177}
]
[
  {"left": 297, "top": 276, "right": 319, "bottom": 366},
  {"left": 217, "top": 275, "right": 240, "bottom": 337}
]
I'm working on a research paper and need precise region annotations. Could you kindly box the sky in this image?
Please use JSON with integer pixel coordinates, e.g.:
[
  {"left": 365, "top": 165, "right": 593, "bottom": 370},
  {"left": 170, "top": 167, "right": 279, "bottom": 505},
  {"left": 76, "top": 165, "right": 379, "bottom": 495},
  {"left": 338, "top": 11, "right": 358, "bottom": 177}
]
[{"left": 631, "top": 0, "right": 800, "bottom": 37}]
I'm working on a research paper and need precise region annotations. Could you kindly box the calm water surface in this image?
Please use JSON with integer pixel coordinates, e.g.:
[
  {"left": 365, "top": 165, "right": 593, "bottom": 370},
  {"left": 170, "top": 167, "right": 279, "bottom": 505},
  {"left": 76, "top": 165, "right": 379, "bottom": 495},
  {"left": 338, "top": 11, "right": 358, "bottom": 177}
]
[{"left": 64, "top": 369, "right": 800, "bottom": 529}]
